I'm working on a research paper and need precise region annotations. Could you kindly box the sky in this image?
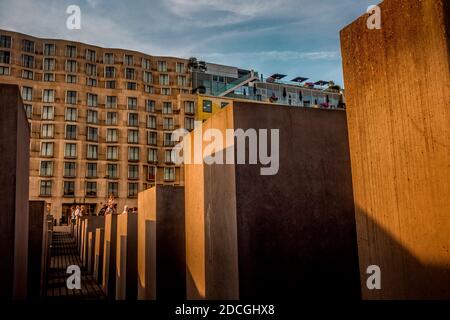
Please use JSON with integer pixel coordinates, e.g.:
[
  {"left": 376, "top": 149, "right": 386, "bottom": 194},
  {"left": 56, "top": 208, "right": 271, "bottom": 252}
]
[{"left": 0, "top": 0, "right": 378, "bottom": 86}]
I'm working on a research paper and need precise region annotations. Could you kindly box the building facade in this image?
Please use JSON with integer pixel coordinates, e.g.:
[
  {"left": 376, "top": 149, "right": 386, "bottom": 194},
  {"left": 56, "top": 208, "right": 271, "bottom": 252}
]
[{"left": 0, "top": 29, "right": 197, "bottom": 221}]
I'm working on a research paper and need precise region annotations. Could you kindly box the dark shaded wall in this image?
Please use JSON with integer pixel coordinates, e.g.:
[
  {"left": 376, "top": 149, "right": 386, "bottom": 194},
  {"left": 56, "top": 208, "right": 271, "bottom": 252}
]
[
  {"left": 27, "top": 201, "right": 46, "bottom": 299},
  {"left": 232, "top": 102, "right": 360, "bottom": 299},
  {"left": 341, "top": 0, "right": 450, "bottom": 299},
  {"left": 0, "top": 84, "right": 30, "bottom": 299}
]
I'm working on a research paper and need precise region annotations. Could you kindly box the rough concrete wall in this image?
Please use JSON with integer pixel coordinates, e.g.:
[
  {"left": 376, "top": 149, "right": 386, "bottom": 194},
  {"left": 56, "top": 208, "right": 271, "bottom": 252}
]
[
  {"left": 232, "top": 102, "right": 360, "bottom": 299},
  {"left": 27, "top": 201, "right": 46, "bottom": 299},
  {"left": 341, "top": 0, "right": 450, "bottom": 299},
  {"left": 116, "top": 212, "right": 137, "bottom": 300},
  {"left": 102, "top": 213, "right": 118, "bottom": 298},
  {"left": 0, "top": 84, "right": 30, "bottom": 299}
]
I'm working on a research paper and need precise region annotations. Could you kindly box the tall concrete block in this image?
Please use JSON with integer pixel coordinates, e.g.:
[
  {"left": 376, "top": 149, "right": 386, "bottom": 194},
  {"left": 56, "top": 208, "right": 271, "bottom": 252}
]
[
  {"left": 94, "top": 228, "right": 105, "bottom": 283},
  {"left": 27, "top": 201, "right": 46, "bottom": 299},
  {"left": 184, "top": 102, "right": 360, "bottom": 300},
  {"left": 80, "top": 216, "right": 104, "bottom": 267},
  {"left": 340, "top": 0, "right": 450, "bottom": 299},
  {"left": 116, "top": 212, "right": 138, "bottom": 300},
  {"left": 0, "top": 84, "right": 30, "bottom": 299},
  {"left": 102, "top": 213, "right": 118, "bottom": 298},
  {"left": 137, "top": 186, "right": 185, "bottom": 300}
]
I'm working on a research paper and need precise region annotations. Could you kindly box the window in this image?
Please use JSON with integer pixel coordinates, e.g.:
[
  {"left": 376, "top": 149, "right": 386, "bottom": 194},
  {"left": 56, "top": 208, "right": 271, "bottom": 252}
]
[
  {"left": 107, "top": 164, "right": 118, "bottom": 179},
  {"left": 104, "top": 53, "right": 114, "bottom": 64},
  {"left": 87, "top": 78, "right": 97, "bottom": 87},
  {"left": 64, "top": 143, "right": 77, "bottom": 158},
  {"left": 24, "top": 104, "right": 32, "bottom": 119},
  {"left": 66, "top": 60, "right": 77, "bottom": 72},
  {"left": 66, "top": 91, "right": 77, "bottom": 104},
  {"left": 106, "top": 96, "right": 117, "bottom": 108},
  {"left": 63, "top": 181, "right": 75, "bottom": 197},
  {"left": 86, "top": 163, "right": 97, "bottom": 178},
  {"left": 0, "top": 51, "right": 10, "bottom": 64},
  {"left": 163, "top": 117, "right": 174, "bottom": 130},
  {"left": 43, "top": 89, "right": 54, "bottom": 103},
  {"left": 147, "top": 131, "right": 157, "bottom": 145},
  {"left": 86, "top": 49, "right": 96, "bottom": 62},
  {"left": 107, "top": 146, "right": 119, "bottom": 160},
  {"left": 146, "top": 100, "right": 155, "bottom": 113},
  {"left": 44, "top": 58, "right": 55, "bottom": 71},
  {"left": 40, "top": 181, "right": 52, "bottom": 196},
  {"left": 127, "top": 82, "right": 137, "bottom": 90},
  {"left": 108, "top": 182, "right": 118, "bottom": 197},
  {"left": 161, "top": 88, "right": 171, "bottom": 96},
  {"left": 147, "top": 115, "right": 156, "bottom": 129},
  {"left": 0, "top": 66, "right": 9, "bottom": 75},
  {"left": 22, "top": 87, "right": 33, "bottom": 101},
  {"left": 87, "top": 93, "right": 98, "bottom": 107},
  {"left": 142, "top": 58, "right": 151, "bottom": 69},
  {"left": 0, "top": 35, "right": 12, "bottom": 48},
  {"left": 65, "top": 124, "right": 77, "bottom": 140},
  {"left": 185, "top": 117, "right": 194, "bottom": 131},
  {"left": 178, "top": 75, "right": 187, "bottom": 86},
  {"left": 66, "top": 45, "right": 77, "bottom": 58},
  {"left": 44, "top": 43, "right": 55, "bottom": 56},
  {"left": 128, "top": 165, "right": 138, "bottom": 179},
  {"left": 106, "top": 112, "right": 117, "bottom": 125},
  {"left": 164, "top": 132, "right": 174, "bottom": 147},
  {"left": 41, "top": 106, "right": 54, "bottom": 120},
  {"left": 159, "top": 74, "right": 169, "bottom": 86},
  {"left": 106, "top": 129, "right": 118, "bottom": 142},
  {"left": 65, "top": 107, "right": 77, "bottom": 121},
  {"left": 22, "top": 54, "right": 34, "bottom": 68},
  {"left": 164, "top": 167, "right": 175, "bottom": 181},
  {"left": 86, "top": 63, "right": 97, "bottom": 76},
  {"left": 128, "top": 183, "right": 138, "bottom": 197},
  {"left": 125, "top": 68, "right": 135, "bottom": 80},
  {"left": 176, "top": 62, "right": 185, "bottom": 73},
  {"left": 148, "top": 148, "right": 158, "bottom": 163},
  {"left": 145, "top": 85, "right": 154, "bottom": 94},
  {"left": 128, "top": 113, "right": 138, "bottom": 126},
  {"left": 86, "top": 182, "right": 97, "bottom": 197},
  {"left": 162, "top": 102, "right": 172, "bottom": 114},
  {"left": 64, "top": 162, "right": 76, "bottom": 177},
  {"left": 147, "top": 166, "right": 156, "bottom": 181},
  {"left": 40, "top": 161, "right": 53, "bottom": 177},
  {"left": 126, "top": 97, "right": 137, "bottom": 110},
  {"left": 105, "top": 66, "right": 115, "bottom": 78},
  {"left": 66, "top": 74, "right": 77, "bottom": 84},
  {"left": 203, "top": 99, "right": 212, "bottom": 113},
  {"left": 106, "top": 80, "right": 116, "bottom": 89},
  {"left": 22, "top": 70, "right": 33, "bottom": 80},
  {"left": 165, "top": 149, "right": 174, "bottom": 163},
  {"left": 87, "top": 127, "right": 99, "bottom": 142},
  {"left": 157, "top": 61, "right": 167, "bottom": 72},
  {"left": 143, "top": 71, "right": 152, "bottom": 83},
  {"left": 41, "top": 124, "right": 54, "bottom": 138},
  {"left": 128, "top": 147, "right": 140, "bottom": 161},
  {"left": 22, "top": 39, "right": 35, "bottom": 53},
  {"left": 41, "top": 142, "right": 54, "bottom": 157},
  {"left": 43, "top": 73, "right": 54, "bottom": 82},
  {"left": 87, "top": 145, "right": 98, "bottom": 159},
  {"left": 128, "top": 130, "right": 139, "bottom": 144},
  {"left": 87, "top": 110, "right": 98, "bottom": 124},
  {"left": 124, "top": 54, "right": 134, "bottom": 66}
]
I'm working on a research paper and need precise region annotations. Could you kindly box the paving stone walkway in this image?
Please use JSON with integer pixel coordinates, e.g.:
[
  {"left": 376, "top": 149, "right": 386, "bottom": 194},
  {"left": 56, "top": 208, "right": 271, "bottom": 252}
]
[{"left": 45, "top": 226, "right": 106, "bottom": 300}]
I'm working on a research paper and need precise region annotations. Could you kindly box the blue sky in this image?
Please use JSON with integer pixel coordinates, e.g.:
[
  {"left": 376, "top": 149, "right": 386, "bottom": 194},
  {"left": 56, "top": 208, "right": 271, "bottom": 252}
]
[{"left": 0, "top": 0, "right": 377, "bottom": 86}]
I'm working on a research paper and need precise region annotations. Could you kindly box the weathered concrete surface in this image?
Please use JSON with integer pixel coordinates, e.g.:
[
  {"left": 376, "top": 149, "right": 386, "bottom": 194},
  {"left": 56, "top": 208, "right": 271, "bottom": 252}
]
[
  {"left": 94, "top": 228, "right": 104, "bottom": 283},
  {"left": 80, "top": 216, "right": 104, "bottom": 267},
  {"left": 27, "top": 201, "right": 46, "bottom": 299},
  {"left": 137, "top": 186, "right": 185, "bottom": 300},
  {"left": 102, "top": 213, "right": 118, "bottom": 298},
  {"left": 185, "top": 103, "right": 360, "bottom": 299},
  {"left": 116, "top": 212, "right": 138, "bottom": 300},
  {"left": 341, "top": 0, "right": 450, "bottom": 299},
  {"left": 0, "top": 84, "right": 30, "bottom": 299}
]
